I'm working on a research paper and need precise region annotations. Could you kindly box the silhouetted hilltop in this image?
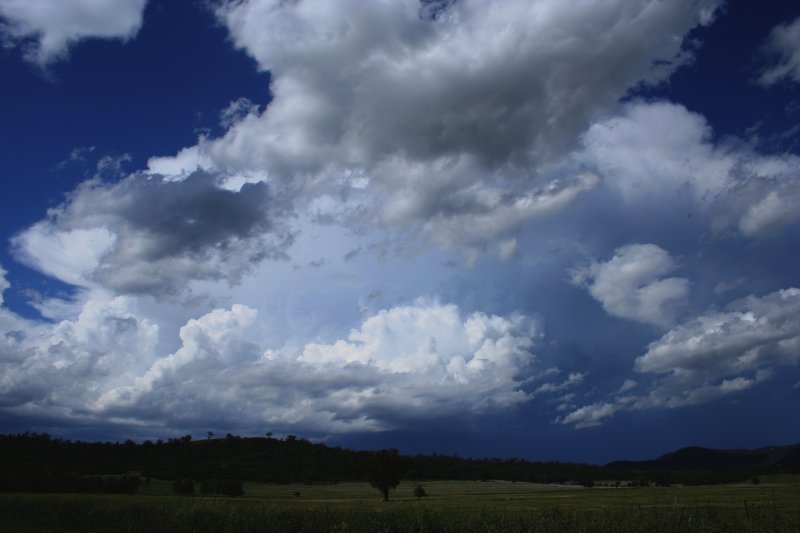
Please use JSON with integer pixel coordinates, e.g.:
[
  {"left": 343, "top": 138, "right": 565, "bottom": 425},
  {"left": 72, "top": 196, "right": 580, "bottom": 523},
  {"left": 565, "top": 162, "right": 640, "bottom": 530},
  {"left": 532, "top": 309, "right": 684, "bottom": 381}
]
[
  {"left": 606, "top": 444, "right": 800, "bottom": 471},
  {"left": 777, "top": 446, "right": 800, "bottom": 470}
]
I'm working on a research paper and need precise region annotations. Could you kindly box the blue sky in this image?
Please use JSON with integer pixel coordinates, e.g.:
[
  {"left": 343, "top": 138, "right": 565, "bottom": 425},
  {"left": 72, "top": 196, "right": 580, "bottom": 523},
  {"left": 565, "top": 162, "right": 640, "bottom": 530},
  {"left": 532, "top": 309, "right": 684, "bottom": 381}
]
[{"left": 0, "top": 0, "right": 799, "bottom": 464}]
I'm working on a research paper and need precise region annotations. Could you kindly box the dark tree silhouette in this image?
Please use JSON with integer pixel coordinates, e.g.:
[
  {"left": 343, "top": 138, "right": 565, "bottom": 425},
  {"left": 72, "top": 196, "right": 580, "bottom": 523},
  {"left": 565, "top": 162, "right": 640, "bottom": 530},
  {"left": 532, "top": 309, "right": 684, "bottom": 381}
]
[
  {"left": 172, "top": 479, "right": 194, "bottom": 495},
  {"left": 200, "top": 478, "right": 243, "bottom": 496},
  {"left": 413, "top": 484, "right": 427, "bottom": 501},
  {"left": 368, "top": 449, "right": 401, "bottom": 501}
]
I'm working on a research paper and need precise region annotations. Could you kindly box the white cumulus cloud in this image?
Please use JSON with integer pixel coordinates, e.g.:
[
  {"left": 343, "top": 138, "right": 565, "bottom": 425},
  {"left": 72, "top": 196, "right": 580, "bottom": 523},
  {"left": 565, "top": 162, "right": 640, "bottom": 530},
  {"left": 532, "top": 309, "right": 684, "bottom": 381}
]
[
  {"left": 562, "top": 288, "right": 800, "bottom": 428},
  {"left": 576, "top": 101, "right": 735, "bottom": 202},
  {"left": 0, "top": 0, "right": 148, "bottom": 65},
  {"left": 759, "top": 16, "right": 800, "bottom": 86},
  {"left": 571, "top": 243, "right": 690, "bottom": 328},
  {"left": 635, "top": 288, "right": 800, "bottom": 378},
  {"left": 0, "top": 264, "right": 9, "bottom": 306},
  {"left": 560, "top": 402, "right": 618, "bottom": 429},
  {"left": 617, "top": 379, "right": 638, "bottom": 394},
  {"left": 93, "top": 301, "right": 542, "bottom": 433},
  {"left": 534, "top": 372, "right": 586, "bottom": 396},
  {"left": 738, "top": 184, "right": 800, "bottom": 237},
  {"left": 574, "top": 101, "right": 800, "bottom": 238},
  {"left": 0, "top": 293, "right": 158, "bottom": 410},
  {"left": 0, "top": 293, "right": 547, "bottom": 434}
]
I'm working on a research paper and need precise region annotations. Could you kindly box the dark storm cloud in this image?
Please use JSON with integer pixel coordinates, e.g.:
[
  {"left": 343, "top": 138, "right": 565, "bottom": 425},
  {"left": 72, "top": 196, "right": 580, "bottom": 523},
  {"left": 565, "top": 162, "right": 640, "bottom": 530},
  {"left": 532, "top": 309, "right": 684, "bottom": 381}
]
[{"left": 13, "top": 171, "right": 293, "bottom": 296}]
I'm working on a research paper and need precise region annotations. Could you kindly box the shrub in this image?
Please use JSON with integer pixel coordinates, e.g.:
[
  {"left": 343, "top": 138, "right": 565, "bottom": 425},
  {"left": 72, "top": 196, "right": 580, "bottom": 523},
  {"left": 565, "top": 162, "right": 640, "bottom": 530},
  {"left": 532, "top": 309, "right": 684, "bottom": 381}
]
[
  {"left": 200, "top": 478, "right": 243, "bottom": 496},
  {"left": 172, "top": 479, "right": 194, "bottom": 495}
]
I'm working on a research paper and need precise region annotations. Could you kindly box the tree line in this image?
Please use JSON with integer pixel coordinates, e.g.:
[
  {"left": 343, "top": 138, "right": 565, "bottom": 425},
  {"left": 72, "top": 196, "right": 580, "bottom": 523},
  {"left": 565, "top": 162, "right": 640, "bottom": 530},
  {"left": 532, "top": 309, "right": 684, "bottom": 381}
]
[{"left": 0, "top": 432, "right": 793, "bottom": 497}]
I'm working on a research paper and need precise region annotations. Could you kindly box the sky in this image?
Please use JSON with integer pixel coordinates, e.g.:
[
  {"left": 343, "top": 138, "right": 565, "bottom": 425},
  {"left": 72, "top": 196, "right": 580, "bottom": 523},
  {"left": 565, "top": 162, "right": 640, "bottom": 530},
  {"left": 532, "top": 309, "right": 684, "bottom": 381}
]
[{"left": 0, "top": 0, "right": 799, "bottom": 464}]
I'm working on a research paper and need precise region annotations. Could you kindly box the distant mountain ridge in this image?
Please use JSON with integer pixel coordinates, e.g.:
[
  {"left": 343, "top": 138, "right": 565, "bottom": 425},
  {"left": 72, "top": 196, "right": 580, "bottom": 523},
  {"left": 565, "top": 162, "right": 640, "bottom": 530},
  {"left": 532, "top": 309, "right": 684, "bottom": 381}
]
[{"left": 606, "top": 444, "right": 800, "bottom": 471}]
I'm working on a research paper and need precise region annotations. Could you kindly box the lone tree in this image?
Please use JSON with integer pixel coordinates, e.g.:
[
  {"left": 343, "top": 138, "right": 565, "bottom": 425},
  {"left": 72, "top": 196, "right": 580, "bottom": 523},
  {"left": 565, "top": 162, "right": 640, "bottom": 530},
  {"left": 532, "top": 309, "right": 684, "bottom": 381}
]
[
  {"left": 413, "top": 485, "right": 428, "bottom": 501},
  {"left": 368, "top": 449, "right": 401, "bottom": 502}
]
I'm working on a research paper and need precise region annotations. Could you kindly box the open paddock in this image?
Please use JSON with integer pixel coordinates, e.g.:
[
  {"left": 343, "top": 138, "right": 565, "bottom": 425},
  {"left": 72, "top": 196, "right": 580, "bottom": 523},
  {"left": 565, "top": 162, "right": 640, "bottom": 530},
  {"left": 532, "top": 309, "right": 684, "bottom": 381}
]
[{"left": 2, "top": 475, "right": 799, "bottom": 532}]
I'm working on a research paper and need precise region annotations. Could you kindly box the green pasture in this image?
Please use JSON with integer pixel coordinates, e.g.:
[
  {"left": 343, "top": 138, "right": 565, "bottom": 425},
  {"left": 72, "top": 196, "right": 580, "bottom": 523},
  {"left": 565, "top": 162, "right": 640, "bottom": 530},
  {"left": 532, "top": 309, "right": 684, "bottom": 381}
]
[{"left": 2, "top": 475, "right": 800, "bottom": 532}]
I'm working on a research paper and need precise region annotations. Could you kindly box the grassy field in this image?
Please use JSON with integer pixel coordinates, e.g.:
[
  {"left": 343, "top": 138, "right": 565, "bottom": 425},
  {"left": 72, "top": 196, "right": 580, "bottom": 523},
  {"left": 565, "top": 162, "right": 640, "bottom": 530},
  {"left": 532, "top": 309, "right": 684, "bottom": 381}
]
[{"left": 2, "top": 475, "right": 799, "bottom": 532}]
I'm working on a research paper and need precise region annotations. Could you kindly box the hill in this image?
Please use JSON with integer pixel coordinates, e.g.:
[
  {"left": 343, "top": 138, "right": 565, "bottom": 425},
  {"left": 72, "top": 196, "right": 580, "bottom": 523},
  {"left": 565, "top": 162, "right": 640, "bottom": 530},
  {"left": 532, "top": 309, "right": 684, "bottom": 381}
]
[{"left": 606, "top": 443, "right": 800, "bottom": 472}]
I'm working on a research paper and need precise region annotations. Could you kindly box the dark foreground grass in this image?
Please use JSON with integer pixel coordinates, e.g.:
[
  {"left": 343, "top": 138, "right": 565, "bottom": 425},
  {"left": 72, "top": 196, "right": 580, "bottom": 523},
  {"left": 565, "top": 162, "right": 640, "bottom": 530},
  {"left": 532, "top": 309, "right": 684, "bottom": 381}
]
[{"left": 3, "top": 477, "right": 800, "bottom": 532}]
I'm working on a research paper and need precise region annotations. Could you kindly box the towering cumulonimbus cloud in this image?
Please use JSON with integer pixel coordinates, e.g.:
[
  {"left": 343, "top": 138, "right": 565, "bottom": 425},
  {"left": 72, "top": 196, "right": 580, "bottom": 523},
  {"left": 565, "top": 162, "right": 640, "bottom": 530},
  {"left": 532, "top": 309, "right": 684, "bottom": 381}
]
[
  {"left": 12, "top": 0, "right": 730, "bottom": 300},
  {"left": 3, "top": 0, "right": 799, "bottom": 448},
  {"left": 146, "top": 0, "right": 723, "bottom": 250}
]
